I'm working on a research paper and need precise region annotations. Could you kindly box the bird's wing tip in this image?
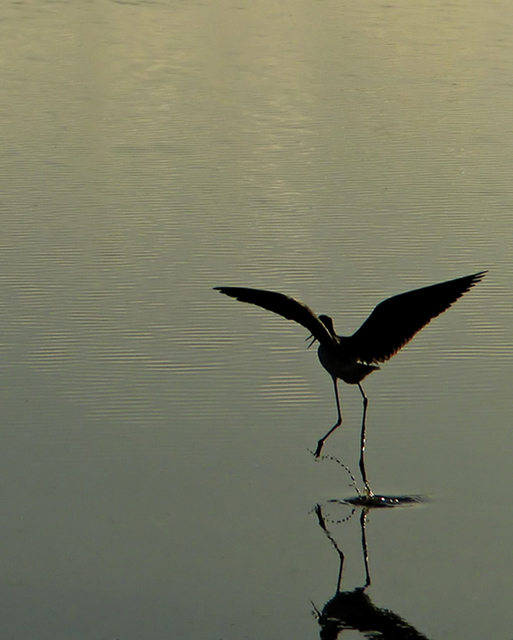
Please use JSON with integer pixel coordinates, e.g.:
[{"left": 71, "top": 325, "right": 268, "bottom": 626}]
[{"left": 470, "top": 270, "right": 488, "bottom": 285}]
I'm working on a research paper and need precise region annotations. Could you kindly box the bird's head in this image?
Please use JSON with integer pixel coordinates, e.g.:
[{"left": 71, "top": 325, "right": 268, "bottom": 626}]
[
  {"left": 319, "top": 314, "right": 336, "bottom": 337},
  {"left": 306, "top": 314, "right": 337, "bottom": 348}
]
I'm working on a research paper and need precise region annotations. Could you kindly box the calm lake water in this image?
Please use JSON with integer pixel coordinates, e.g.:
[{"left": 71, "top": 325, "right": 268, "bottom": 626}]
[{"left": 1, "top": 0, "right": 512, "bottom": 638}]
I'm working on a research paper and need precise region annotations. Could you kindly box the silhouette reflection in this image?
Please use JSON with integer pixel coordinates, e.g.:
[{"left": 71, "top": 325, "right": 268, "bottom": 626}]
[{"left": 313, "top": 504, "right": 430, "bottom": 640}]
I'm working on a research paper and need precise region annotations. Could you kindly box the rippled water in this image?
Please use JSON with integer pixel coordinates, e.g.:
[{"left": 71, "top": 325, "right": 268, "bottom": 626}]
[{"left": 0, "top": 0, "right": 512, "bottom": 638}]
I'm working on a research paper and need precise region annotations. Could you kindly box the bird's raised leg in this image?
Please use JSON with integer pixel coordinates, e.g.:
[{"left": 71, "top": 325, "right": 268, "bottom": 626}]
[
  {"left": 314, "top": 376, "right": 342, "bottom": 457},
  {"left": 357, "top": 383, "right": 373, "bottom": 497}
]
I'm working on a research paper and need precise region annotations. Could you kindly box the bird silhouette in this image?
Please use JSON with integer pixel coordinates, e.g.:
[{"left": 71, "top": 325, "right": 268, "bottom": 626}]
[{"left": 215, "top": 271, "right": 486, "bottom": 495}]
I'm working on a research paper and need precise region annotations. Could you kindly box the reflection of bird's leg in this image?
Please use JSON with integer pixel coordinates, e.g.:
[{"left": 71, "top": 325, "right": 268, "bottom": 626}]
[
  {"left": 358, "top": 383, "right": 373, "bottom": 497},
  {"left": 359, "top": 509, "right": 371, "bottom": 588},
  {"left": 314, "top": 376, "right": 342, "bottom": 458}
]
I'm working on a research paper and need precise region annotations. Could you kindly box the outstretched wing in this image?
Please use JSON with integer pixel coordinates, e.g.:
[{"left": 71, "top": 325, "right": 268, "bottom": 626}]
[
  {"left": 349, "top": 271, "right": 486, "bottom": 364},
  {"left": 214, "top": 287, "right": 335, "bottom": 347}
]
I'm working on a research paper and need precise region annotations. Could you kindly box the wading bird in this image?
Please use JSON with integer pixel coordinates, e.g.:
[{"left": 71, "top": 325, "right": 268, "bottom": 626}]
[{"left": 214, "top": 272, "right": 486, "bottom": 495}]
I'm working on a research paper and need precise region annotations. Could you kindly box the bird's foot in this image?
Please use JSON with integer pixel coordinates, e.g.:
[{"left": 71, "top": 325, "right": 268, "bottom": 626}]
[
  {"left": 314, "top": 440, "right": 324, "bottom": 458},
  {"left": 364, "top": 486, "right": 375, "bottom": 499}
]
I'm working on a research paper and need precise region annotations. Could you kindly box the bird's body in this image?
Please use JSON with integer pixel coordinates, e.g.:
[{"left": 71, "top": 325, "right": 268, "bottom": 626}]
[
  {"left": 215, "top": 271, "right": 486, "bottom": 495},
  {"left": 317, "top": 345, "right": 379, "bottom": 385}
]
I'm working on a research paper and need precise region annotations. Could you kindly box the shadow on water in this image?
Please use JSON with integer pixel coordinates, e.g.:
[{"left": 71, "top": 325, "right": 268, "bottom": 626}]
[{"left": 312, "top": 504, "right": 430, "bottom": 640}]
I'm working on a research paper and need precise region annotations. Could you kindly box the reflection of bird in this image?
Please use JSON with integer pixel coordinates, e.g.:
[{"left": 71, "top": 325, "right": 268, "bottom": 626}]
[
  {"left": 314, "top": 504, "right": 430, "bottom": 640},
  {"left": 215, "top": 272, "right": 486, "bottom": 495}
]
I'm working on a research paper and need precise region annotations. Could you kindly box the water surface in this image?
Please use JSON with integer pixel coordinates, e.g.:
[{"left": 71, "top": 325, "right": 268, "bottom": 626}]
[{"left": 0, "top": 0, "right": 511, "bottom": 638}]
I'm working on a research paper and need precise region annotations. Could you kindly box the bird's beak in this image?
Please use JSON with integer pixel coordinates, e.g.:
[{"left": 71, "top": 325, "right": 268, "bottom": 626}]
[{"left": 306, "top": 334, "right": 317, "bottom": 349}]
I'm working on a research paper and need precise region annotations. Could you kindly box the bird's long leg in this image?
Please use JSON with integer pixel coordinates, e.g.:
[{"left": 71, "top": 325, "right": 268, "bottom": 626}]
[
  {"left": 357, "top": 383, "right": 373, "bottom": 497},
  {"left": 314, "top": 377, "right": 342, "bottom": 458}
]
